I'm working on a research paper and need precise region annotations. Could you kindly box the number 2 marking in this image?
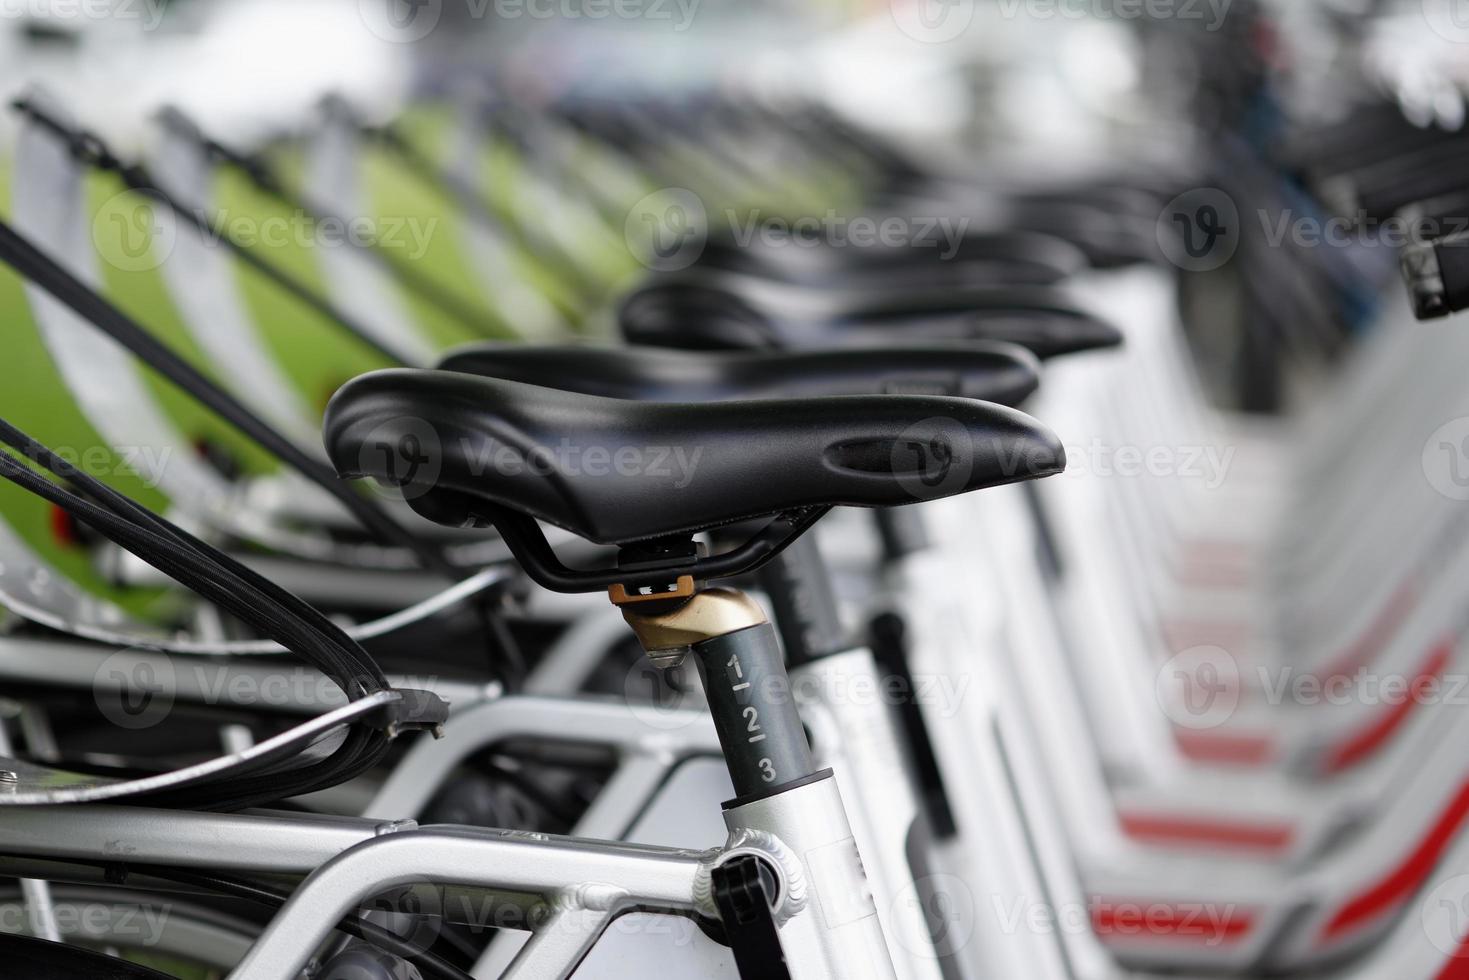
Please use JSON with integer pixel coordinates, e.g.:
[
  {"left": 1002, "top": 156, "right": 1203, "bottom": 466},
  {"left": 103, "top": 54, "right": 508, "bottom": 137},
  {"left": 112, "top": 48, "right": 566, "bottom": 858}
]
[{"left": 743, "top": 706, "right": 767, "bottom": 743}]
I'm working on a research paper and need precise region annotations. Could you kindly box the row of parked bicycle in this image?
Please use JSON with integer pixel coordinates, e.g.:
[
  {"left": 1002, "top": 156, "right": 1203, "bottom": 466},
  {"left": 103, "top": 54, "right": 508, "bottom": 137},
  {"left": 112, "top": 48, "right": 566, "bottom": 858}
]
[{"left": 2, "top": 11, "right": 1469, "bottom": 977}]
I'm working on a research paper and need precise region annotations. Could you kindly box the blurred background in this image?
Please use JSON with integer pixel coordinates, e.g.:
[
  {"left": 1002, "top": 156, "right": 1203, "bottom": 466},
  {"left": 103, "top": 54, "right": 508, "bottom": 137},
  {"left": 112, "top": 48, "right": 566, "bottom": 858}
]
[
  {"left": 4, "top": 3, "right": 1469, "bottom": 979},
  {"left": 0, "top": 0, "right": 1454, "bottom": 413}
]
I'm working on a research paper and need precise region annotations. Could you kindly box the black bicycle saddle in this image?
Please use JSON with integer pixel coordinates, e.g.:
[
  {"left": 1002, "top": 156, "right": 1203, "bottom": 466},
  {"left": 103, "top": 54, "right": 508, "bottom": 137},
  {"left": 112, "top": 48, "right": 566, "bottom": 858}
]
[
  {"left": 619, "top": 279, "right": 1122, "bottom": 360},
  {"left": 692, "top": 229, "right": 1088, "bottom": 289},
  {"left": 436, "top": 342, "right": 1041, "bottom": 407},
  {"left": 325, "top": 370, "right": 1064, "bottom": 549}
]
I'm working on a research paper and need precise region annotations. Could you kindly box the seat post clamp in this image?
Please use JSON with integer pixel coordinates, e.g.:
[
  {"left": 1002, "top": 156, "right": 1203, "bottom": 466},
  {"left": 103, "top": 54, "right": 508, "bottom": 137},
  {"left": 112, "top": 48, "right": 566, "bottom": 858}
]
[{"left": 613, "top": 587, "right": 768, "bottom": 668}]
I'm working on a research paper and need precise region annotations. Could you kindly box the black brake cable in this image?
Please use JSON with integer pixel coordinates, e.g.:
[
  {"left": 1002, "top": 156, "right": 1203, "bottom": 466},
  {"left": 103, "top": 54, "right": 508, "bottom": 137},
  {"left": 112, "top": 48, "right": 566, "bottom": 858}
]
[
  {"left": 156, "top": 110, "right": 511, "bottom": 344},
  {"left": 0, "top": 420, "right": 432, "bottom": 810},
  {"left": 12, "top": 97, "right": 420, "bottom": 368},
  {"left": 0, "top": 218, "right": 458, "bottom": 579},
  {"left": 0, "top": 417, "right": 388, "bottom": 691}
]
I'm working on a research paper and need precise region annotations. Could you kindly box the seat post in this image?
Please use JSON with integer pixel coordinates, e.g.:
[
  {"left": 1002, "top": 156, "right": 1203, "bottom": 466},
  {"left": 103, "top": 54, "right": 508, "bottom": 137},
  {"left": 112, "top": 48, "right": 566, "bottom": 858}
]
[
  {"left": 613, "top": 580, "right": 898, "bottom": 980},
  {"left": 614, "top": 585, "right": 818, "bottom": 797}
]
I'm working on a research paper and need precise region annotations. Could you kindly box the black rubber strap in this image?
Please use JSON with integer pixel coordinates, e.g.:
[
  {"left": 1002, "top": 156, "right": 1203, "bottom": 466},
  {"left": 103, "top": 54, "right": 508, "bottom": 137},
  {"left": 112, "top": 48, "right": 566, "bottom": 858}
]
[
  {"left": 0, "top": 219, "right": 456, "bottom": 578},
  {"left": 711, "top": 855, "right": 792, "bottom": 980}
]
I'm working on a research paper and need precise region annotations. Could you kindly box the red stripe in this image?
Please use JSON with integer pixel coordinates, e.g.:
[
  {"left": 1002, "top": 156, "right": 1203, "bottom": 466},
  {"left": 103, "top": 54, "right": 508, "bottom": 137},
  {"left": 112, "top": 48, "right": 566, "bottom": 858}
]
[
  {"left": 1092, "top": 901, "right": 1255, "bottom": 945},
  {"left": 1119, "top": 812, "right": 1294, "bottom": 853},
  {"left": 1176, "top": 561, "right": 1252, "bottom": 589},
  {"left": 1183, "top": 539, "right": 1253, "bottom": 564},
  {"left": 1160, "top": 620, "right": 1253, "bottom": 652},
  {"left": 1321, "top": 641, "right": 1452, "bottom": 775},
  {"left": 1174, "top": 729, "right": 1276, "bottom": 766},
  {"left": 1322, "top": 776, "right": 1469, "bottom": 941},
  {"left": 1436, "top": 934, "right": 1469, "bottom": 980},
  {"left": 1311, "top": 581, "right": 1418, "bottom": 684}
]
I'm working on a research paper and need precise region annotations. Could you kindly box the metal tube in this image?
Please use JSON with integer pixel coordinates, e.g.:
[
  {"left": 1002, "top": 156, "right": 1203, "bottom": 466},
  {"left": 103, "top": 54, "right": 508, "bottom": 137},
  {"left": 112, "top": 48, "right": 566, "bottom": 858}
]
[
  {"left": 0, "top": 806, "right": 407, "bottom": 875},
  {"left": 690, "top": 623, "right": 816, "bottom": 798},
  {"left": 229, "top": 828, "right": 706, "bottom": 980}
]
